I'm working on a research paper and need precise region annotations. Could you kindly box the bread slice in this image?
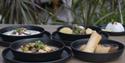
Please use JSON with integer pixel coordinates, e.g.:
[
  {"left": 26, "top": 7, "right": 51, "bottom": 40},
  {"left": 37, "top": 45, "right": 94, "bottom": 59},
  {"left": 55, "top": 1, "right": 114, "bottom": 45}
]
[
  {"left": 80, "top": 45, "right": 86, "bottom": 51},
  {"left": 83, "top": 31, "right": 102, "bottom": 53},
  {"left": 59, "top": 27, "right": 73, "bottom": 34},
  {"left": 95, "top": 44, "right": 111, "bottom": 53}
]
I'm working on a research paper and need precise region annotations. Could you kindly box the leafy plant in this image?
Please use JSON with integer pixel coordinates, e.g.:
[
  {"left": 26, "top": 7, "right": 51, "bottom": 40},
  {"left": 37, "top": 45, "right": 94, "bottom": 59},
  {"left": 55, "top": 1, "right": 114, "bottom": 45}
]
[
  {"left": 71, "top": 0, "right": 125, "bottom": 26},
  {"left": 0, "top": 0, "right": 50, "bottom": 24},
  {"left": 0, "top": 0, "right": 125, "bottom": 25}
]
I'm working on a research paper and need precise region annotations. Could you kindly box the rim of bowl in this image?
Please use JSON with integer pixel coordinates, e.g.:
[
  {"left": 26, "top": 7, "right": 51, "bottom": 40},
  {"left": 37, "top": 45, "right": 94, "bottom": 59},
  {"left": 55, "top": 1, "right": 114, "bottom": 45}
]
[
  {"left": 56, "top": 25, "right": 101, "bottom": 36},
  {"left": 0, "top": 25, "right": 45, "bottom": 37},
  {"left": 57, "top": 25, "right": 101, "bottom": 36}
]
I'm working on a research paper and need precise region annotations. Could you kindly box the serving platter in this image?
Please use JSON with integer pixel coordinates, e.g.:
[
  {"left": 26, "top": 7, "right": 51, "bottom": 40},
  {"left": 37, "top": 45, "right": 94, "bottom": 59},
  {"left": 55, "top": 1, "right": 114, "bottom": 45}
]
[
  {"left": 0, "top": 31, "right": 51, "bottom": 47},
  {"left": 100, "top": 25, "right": 125, "bottom": 36},
  {"left": 2, "top": 47, "right": 72, "bottom": 63}
]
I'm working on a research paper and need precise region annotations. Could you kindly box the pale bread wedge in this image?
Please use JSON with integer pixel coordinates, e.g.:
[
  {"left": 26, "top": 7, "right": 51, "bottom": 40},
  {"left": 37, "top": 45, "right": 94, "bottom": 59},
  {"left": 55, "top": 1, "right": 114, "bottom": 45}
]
[
  {"left": 95, "top": 45, "right": 111, "bottom": 53},
  {"left": 80, "top": 45, "right": 86, "bottom": 51},
  {"left": 83, "top": 31, "right": 102, "bottom": 53},
  {"left": 59, "top": 27, "right": 73, "bottom": 34}
]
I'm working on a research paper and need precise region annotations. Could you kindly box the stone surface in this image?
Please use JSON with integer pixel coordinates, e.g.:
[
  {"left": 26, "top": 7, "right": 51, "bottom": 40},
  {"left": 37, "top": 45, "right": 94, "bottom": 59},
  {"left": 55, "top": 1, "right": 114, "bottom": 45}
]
[{"left": 0, "top": 24, "right": 125, "bottom": 63}]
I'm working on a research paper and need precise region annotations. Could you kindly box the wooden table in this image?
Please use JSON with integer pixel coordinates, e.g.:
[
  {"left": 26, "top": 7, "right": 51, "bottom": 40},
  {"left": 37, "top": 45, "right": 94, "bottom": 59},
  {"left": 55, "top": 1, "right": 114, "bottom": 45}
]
[{"left": 0, "top": 25, "right": 125, "bottom": 63}]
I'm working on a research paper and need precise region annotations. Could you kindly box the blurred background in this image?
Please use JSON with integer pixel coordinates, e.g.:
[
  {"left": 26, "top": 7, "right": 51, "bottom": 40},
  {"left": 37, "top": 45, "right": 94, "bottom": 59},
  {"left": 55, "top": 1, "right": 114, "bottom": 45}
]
[{"left": 0, "top": 0, "right": 125, "bottom": 25}]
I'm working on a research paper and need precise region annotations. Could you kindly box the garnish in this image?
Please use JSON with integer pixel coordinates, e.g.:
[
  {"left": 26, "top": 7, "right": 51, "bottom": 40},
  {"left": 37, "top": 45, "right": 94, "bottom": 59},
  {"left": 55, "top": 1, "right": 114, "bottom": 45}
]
[{"left": 34, "top": 40, "right": 45, "bottom": 49}]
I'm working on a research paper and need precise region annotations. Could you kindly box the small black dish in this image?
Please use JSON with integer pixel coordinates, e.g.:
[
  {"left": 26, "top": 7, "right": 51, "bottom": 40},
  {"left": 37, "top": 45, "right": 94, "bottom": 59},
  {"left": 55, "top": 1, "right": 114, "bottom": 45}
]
[
  {"left": 0, "top": 31, "right": 51, "bottom": 47},
  {"left": 100, "top": 25, "right": 125, "bottom": 36},
  {"left": 56, "top": 25, "right": 107, "bottom": 41},
  {"left": 71, "top": 39, "right": 124, "bottom": 62},
  {"left": 9, "top": 38, "right": 65, "bottom": 62},
  {"left": 2, "top": 47, "right": 72, "bottom": 63},
  {"left": 52, "top": 32, "right": 73, "bottom": 46},
  {"left": 52, "top": 31, "right": 108, "bottom": 46},
  {"left": 0, "top": 25, "right": 45, "bottom": 42},
  {"left": 0, "top": 38, "right": 10, "bottom": 47}
]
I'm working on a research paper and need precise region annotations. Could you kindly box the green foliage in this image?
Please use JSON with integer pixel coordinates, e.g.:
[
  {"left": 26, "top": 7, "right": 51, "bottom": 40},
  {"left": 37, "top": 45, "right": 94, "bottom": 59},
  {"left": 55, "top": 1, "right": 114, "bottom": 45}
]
[
  {"left": 0, "top": 0, "right": 125, "bottom": 25},
  {"left": 0, "top": 0, "right": 50, "bottom": 24},
  {"left": 71, "top": 0, "right": 125, "bottom": 26},
  {"left": 35, "top": 40, "right": 45, "bottom": 49}
]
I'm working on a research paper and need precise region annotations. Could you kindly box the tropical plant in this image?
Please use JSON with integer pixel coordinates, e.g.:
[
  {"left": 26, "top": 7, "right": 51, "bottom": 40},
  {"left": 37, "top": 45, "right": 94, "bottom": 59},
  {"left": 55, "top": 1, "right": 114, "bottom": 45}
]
[
  {"left": 0, "top": 0, "right": 125, "bottom": 25},
  {"left": 71, "top": 0, "right": 125, "bottom": 26},
  {"left": 0, "top": 0, "right": 51, "bottom": 24}
]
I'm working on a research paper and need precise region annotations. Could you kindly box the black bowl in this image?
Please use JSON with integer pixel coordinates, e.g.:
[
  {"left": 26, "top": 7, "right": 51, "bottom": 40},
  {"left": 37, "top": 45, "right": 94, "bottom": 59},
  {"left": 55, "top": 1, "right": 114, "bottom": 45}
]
[
  {"left": 0, "top": 31, "right": 51, "bottom": 47},
  {"left": 0, "top": 25, "right": 45, "bottom": 42},
  {"left": 9, "top": 38, "right": 65, "bottom": 62},
  {"left": 100, "top": 25, "right": 125, "bottom": 36},
  {"left": 71, "top": 39, "right": 124, "bottom": 62},
  {"left": 52, "top": 32, "right": 73, "bottom": 46},
  {"left": 52, "top": 31, "right": 108, "bottom": 46},
  {"left": 56, "top": 25, "right": 107, "bottom": 41}
]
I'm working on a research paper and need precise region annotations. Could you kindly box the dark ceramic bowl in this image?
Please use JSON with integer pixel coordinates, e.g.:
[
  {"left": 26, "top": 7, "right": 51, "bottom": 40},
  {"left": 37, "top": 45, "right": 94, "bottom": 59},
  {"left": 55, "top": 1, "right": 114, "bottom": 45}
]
[
  {"left": 9, "top": 38, "right": 65, "bottom": 62},
  {"left": 0, "top": 25, "right": 45, "bottom": 42},
  {"left": 56, "top": 25, "right": 107, "bottom": 41},
  {"left": 0, "top": 31, "right": 51, "bottom": 47},
  {"left": 52, "top": 31, "right": 108, "bottom": 46},
  {"left": 100, "top": 25, "right": 125, "bottom": 36},
  {"left": 52, "top": 32, "right": 73, "bottom": 46},
  {"left": 71, "top": 39, "right": 124, "bottom": 62}
]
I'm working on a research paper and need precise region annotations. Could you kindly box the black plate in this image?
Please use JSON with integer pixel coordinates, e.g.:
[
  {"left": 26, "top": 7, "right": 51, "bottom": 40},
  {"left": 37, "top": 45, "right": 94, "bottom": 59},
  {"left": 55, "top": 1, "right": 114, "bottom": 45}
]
[
  {"left": 0, "top": 38, "right": 10, "bottom": 47},
  {"left": 2, "top": 47, "right": 72, "bottom": 63},
  {"left": 52, "top": 32, "right": 73, "bottom": 46},
  {"left": 0, "top": 31, "right": 51, "bottom": 47},
  {"left": 100, "top": 25, "right": 125, "bottom": 36},
  {"left": 52, "top": 32, "right": 108, "bottom": 46}
]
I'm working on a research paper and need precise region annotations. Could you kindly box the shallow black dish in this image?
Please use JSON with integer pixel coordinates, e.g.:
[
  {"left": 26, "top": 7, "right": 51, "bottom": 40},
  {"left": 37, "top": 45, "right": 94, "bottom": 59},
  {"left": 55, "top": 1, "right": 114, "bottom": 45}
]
[
  {"left": 100, "top": 25, "right": 125, "bottom": 36},
  {"left": 0, "top": 31, "right": 50, "bottom": 47},
  {"left": 52, "top": 32, "right": 73, "bottom": 46},
  {"left": 56, "top": 25, "right": 106, "bottom": 41},
  {"left": 0, "top": 38, "right": 10, "bottom": 47},
  {"left": 0, "top": 25, "right": 45, "bottom": 42},
  {"left": 71, "top": 39, "right": 124, "bottom": 62},
  {"left": 2, "top": 47, "right": 72, "bottom": 63},
  {"left": 9, "top": 38, "right": 65, "bottom": 62},
  {"left": 52, "top": 31, "right": 108, "bottom": 46}
]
